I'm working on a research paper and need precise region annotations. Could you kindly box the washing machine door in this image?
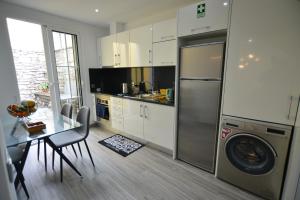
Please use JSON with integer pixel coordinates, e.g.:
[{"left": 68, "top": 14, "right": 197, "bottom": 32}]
[{"left": 225, "top": 133, "right": 276, "bottom": 175}]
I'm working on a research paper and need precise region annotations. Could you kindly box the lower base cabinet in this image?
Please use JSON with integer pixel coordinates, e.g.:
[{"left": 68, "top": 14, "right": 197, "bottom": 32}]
[
  {"left": 123, "top": 99, "right": 144, "bottom": 139},
  {"left": 143, "top": 102, "right": 175, "bottom": 150},
  {"left": 115, "top": 98, "right": 175, "bottom": 151}
]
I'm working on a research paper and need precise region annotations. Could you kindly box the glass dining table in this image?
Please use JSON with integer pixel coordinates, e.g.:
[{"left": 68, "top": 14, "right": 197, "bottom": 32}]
[{"left": 3, "top": 109, "right": 83, "bottom": 178}]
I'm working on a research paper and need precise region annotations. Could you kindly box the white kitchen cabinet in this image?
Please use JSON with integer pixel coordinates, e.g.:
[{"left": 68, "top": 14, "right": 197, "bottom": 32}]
[
  {"left": 116, "top": 31, "right": 130, "bottom": 67},
  {"left": 153, "top": 19, "right": 176, "bottom": 43},
  {"left": 129, "top": 25, "right": 153, "bottom": 67},
  {"left": 153, "top": 40, "right": 177, "bottom": 66},
  {"left": 177, "top": 0, "right": 229, "bottom": 37},
  {"left": 100, "top": 34, "right": 117, "bottom": 67},
  {"left": 223, "top": 0, "right": 300, "bottom": 125},
  {"left": 143, "top": 103, "right": 175, "bottom": 150},
  {"left": 122, "top": 99, "right": 144, "bottom": 138},
  {"left": 110, "top": 97, "right": 124, "bottom": 131}
]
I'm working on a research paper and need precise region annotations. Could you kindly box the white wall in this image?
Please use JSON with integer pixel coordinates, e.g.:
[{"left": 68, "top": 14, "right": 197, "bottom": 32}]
[
  {"left": 0, "top": 2, "right": 109, "bottom": 122},
  {"left": 0, "top": 122, "right": 17, "bottom": 200}
]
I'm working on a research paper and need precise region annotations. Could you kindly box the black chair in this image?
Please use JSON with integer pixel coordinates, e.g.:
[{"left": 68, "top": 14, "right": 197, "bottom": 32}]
[
  {"left": 50, "top": 106, "right": 94, "bottom": 182},
  {"left": 8, "top": 145, "right": 30, "bottom": 199},
  {"left": 37, "top": 103, "right": 76, "bottom": 171}
]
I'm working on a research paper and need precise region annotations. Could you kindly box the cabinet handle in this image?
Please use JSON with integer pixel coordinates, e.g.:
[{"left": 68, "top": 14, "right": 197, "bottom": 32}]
[
  {"left": 144, "top": 105, "right": 148, "bottom": 119},
  {"left": 149, "top": 50, "right": 152, "bottom": 64},
  {"left": 161, "top": 61, "right": 173, "bottom": 65},
  {"left": 140, "top": 104, "right": 143, "bottom": 118},
  {"left": 287, "top": 96, "right": 294, "bottom": 120},
  {"left": 191, "top": 26, "right": 210, "bottom": 33},
  {"left": 161, "top": 35, "right": 174, "bottom": 40}
]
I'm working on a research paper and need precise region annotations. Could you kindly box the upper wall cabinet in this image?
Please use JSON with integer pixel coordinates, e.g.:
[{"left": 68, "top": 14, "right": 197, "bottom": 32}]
[
  {"left": 130, "top": 24, "right": 153, "bottom": 67},
  {"left": 100, "top": 34, "right": 117, "bottom": 67},
  {"left": 223, "top": 0, "right": 300, "bottom": 125},
  {"left": 153, "top": 40, "right": 176, "bottom": 66},
  {"left": 100, "top": 32, "right": 129, "bottom": 68},
  {"left": 177, "top": 0, "right": 229, "bottom": 37},
  {"left": 116, "top": 31, "right": 130, "bottom": 67},
  {"left": 153, "top": 19, "right": 176, "bottom": 43}
]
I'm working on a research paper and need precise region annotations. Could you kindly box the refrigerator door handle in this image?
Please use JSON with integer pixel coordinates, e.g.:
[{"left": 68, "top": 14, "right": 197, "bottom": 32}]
[{"left": 180, "top": 77, "right": 221, "bottom": 81}]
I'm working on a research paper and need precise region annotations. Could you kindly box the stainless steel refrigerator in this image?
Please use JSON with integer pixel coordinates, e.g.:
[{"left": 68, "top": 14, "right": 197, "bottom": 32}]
[{"left": 177, "top": 42, "right": 224, "bottom": 173}]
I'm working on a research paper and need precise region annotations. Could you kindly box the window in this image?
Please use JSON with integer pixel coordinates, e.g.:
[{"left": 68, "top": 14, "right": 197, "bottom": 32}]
[{"left": 52, "top": 31, "right": 82, "bottom": 115}]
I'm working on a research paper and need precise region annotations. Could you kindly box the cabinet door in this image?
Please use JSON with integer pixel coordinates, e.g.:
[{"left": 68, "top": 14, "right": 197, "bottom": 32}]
[
  {"left": 177, "top": 0, "right": 229, "bottom": 37},
  {"left": 111, "top": 97, "right": 124, "bottom": 131},
  {"left": 153, "top": 40, "right": 177, "bottom": 66},
  {"left": 122, "top": 99, "right": 144, "bottom": 138},
  {"left": 130, "top": 25, "right": 153, "bottom": 67},
  {"left": 153, "top": 19, "right": 176, "bottom": 43},
  {"left": 143, "top": 103, "right": 175, "bottom": 150},
  {"left": 223, "top": 0, "right": 300, "bottom": 125},
  {"left": 116, "top": 31, "right": 130, "bottom": 67},
  {"left": 100, "top": 34, "right": 117, "bottom": 67}
]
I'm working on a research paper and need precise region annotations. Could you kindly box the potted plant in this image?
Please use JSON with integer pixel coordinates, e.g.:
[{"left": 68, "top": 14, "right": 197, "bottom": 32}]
[{"left": 38, "top": 82, "right": 49, "bottom": 93}]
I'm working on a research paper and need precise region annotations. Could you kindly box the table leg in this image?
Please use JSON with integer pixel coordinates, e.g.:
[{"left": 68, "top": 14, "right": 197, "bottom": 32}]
[
  {"left": 44, "top": 140, "right": 47, "bottom": 172},
  {"left": 14, "top": 141, "right": 32, "bottom": 187},
  {"left": 44, "top": 137, "right": 82, "bottom": 177}
]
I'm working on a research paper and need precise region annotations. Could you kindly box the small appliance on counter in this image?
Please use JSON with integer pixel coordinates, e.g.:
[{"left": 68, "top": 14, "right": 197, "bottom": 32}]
[
  {"left": 139, "top": 81, "right": 146, "bottom": 94},
  {"left": 131, "top": 82, "right": 139, "bottom": 95},
  {"left": 122, "top": 83, "right": 128, "bottom": 94},
  {"left": 166, "top": 88, "right": 174, "bottom": 102}
]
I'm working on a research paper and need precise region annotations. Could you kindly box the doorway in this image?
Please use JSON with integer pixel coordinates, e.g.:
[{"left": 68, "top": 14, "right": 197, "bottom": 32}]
[
  {"left": 6, "top": 18, "right": 53, "bottom": 119},
  {"left": 6, "top": 18, "right": 83, "bottom": 118}
]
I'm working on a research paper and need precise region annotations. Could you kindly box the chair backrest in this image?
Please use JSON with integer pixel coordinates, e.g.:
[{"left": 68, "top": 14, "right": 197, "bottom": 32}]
[
  {"left": 61, "top": 104, "right": 72, "bottom": 119},
  {"left": 76, "top": 106, "right": 90, "bottom": 138}
]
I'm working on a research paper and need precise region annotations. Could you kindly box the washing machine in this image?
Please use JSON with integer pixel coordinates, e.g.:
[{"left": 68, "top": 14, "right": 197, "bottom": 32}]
[{"left": 216, "top": 116, "right": 292, "bottom": 200}]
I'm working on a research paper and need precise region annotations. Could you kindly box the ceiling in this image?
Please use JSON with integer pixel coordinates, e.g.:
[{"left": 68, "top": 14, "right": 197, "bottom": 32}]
[{"left": 2, "top": 0, "right": 197, "bottom": 27}]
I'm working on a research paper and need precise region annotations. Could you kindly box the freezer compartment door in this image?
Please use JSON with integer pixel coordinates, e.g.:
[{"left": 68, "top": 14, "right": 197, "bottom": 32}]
[
  {"left": 177, "top": 80, "right": 221, "bottom": 172},
  {"left": 180, "top": 43, "right": 224, "bottom": 79}
]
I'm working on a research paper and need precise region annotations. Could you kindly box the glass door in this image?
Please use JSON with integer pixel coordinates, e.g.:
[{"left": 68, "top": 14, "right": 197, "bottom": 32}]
[
  {"left": 6, "top": 18, "right": 55, "bottom": 119},
  {"left": 52, "top": 31, "right": 83, "bottom": 116},
  {"left": 7, "top": 19, "right": 83, "bottom": 118}
]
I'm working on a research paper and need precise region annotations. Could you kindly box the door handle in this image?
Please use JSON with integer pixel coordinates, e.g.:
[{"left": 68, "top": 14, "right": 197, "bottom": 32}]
[
  {"left": 114, "top": 54, "right": 117, "bottom": 66},
  {"left": 161, "top": 35, "right": 174, "bottom": 40},
  {"left": 144, "top": 105, "right": 148, "bottom": 119},
  {"left": 191, "top": 26, "right": 210, "bottom": 33},
  {"left": 287, "top": 96, "right": 294, "bottom": 120},
  {"left": 149, "top": 50, "right": 151, "bottom": 64},
  {"left": 140, "top": 104, "right": 143, "bottom": 118}
]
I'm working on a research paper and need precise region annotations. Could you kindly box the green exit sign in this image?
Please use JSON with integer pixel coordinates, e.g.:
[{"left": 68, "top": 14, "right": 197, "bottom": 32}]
[{"left": 197, "top": 2, "right": 206, "bottom": 18}]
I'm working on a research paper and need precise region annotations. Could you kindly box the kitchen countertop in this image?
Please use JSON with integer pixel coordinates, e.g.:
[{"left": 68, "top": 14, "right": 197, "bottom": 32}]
[{"left": 97, "top": 93, "right": 175, "bottom": 107}]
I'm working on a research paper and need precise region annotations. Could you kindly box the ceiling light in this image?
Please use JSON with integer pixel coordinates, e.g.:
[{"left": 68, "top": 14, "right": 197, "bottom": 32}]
[
  {"left": 95, "top": 9, "right": 99, "bottom": 13},
  {"left": 223, "top": 2, "right": 228, "bottom": 6},
  {"left": 248, "top": 38, "right": 253, "bottom": 43},
  {"left": 239, "top": 64, "right": 245, "bottom": 69},
  {"left": 248, "top": 54, "right": 254, "bottom": 59}
]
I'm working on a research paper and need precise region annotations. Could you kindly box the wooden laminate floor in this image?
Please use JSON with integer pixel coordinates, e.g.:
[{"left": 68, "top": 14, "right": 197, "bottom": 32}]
[{"left": 17, "top": 127, "right": 262, "bottom": 200}]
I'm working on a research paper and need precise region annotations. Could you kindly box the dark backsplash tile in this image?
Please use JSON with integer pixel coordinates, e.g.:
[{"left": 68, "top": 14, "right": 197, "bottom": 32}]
[{"left": 89, "top": 66, "right": 175, "bottom": 94}]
